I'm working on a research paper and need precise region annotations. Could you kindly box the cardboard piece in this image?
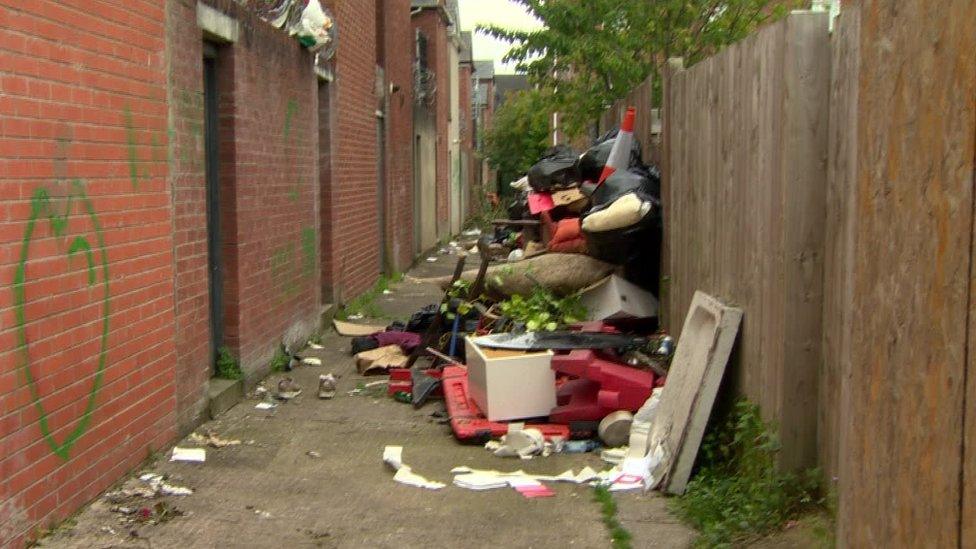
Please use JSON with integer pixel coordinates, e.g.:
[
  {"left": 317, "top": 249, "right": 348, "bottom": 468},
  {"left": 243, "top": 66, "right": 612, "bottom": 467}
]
[
  {"left": 465, "top": 337, "right": 556, "bottom": 421},
  {"left": 647, "top": 291, "right": 742, "bottom": 494},
  {"left": 551, "top": 188, "right": 587, "bottom": 212},
  {"left": 333, "top": 319, "right": 385, "bottom": 337},
  {"left": 579, "top": 274, "right": 659, "bottom": 320},
  {"left": 355, "top": 345, "right": 407, "bottom": 374}
]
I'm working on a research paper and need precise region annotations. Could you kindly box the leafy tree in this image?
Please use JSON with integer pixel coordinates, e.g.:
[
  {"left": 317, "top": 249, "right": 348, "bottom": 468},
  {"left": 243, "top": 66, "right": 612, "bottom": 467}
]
[
  {"left": 481, "top": 87, "right": 552, "bottom": 187},
  {"left": 479, "top": 0, "right": 799, "bottom": 139}
]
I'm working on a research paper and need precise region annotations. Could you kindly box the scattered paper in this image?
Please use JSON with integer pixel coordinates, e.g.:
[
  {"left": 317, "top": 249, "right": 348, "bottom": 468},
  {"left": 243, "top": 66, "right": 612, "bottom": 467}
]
[
  {"left": 170, "top": 447, "right": 206, "bottom": 463},
  {"left": 347, "top": 313, "right": 364, "bottom": 320},
  {"left": 333, "top": 319, "right": 385, "bottom": 337},
  {"left": 382, "top": 289, "right": 393, "bottom": 295},
  {"left": 508, "top": 477, "right": 556, "bottom": 498},
  {"left": 302, "top": 357, "right": 322, "bottom": 366},
  {"left": 255, "top": 402, "right": 277, "bottom": 410},
  {"left": 601, "top": 447, "right": 628, "bottom": 465},
  {"left": 383, "top": 446, "right": 445, "bottom": 490},
  {"left": 308, "top": 342, "right": 324, "bottom": 350},
  {"left": 451, "top": 465, "right": 604, "bottom": 494},
  {"left": 426, "top": 257, "right": 438, "bottom": 262},
  {"left": 138, "top": 473, "right": 193, "bottom": 496}
]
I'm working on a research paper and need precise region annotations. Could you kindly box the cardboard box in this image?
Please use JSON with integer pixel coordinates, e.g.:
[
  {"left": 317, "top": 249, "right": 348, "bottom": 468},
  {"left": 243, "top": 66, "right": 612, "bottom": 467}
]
[
  {"left": 465, "top": 337, "right": 556, "bottom": 421},
  {"left": 580, "top": 274, "right": 659, "bottom": 320}
]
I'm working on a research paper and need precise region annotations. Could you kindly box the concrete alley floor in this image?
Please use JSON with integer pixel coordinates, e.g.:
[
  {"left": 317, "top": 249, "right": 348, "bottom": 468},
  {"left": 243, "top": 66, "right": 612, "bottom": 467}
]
[{"left": 42, "top": 252, "right": 695, "bottom": 549}]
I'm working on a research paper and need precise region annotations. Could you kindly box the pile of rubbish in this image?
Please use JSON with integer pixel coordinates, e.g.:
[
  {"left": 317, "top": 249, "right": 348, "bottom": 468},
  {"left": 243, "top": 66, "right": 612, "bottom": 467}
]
[
  {"left": 329, "top": 108, "right": 742, "bottom": 498},
  {"left": 490, "top": 106, "right": 663, "bottom": 295}
]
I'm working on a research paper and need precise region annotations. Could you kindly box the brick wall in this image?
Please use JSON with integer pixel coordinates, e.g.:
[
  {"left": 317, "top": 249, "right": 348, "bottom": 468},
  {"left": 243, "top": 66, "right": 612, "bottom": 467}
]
[
  {"left": 321, "top": 0, "right": 380, "bottom": 300},
  {"left": 166, "top": 0, "right": 209, "bottom": 433},
  {"left": 191, "top": 0, "right": 322, "bottom": 375},
  {"left": 412, "top": 9, "right": 450, "bottom": 239},
  {"left": 0, "top": 1, "right": 177, "bottom": 544},
  {"left": 381, "top": 0, "right": 415, "bottom": 271}
]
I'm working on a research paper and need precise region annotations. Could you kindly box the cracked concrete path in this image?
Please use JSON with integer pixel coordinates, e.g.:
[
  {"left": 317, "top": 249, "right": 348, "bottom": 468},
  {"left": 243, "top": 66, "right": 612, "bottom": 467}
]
[{"left": 42, "top": 252, "right": 694, "bottom": 549}]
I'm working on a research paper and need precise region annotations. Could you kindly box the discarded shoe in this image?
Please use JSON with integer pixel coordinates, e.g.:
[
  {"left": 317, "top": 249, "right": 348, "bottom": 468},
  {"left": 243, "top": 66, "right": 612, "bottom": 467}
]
[
  {"left": 276, "top": 377, "right": 303, "bottom": 400},
  {"left": 318, "top": 374, "right": 337, "bottom": 399}
]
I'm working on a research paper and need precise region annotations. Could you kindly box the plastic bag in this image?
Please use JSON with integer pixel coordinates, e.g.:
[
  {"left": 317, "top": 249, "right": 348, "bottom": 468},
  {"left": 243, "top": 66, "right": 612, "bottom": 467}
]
[{"left": 527, "top": 145, "right": 580, "bottom": 192}]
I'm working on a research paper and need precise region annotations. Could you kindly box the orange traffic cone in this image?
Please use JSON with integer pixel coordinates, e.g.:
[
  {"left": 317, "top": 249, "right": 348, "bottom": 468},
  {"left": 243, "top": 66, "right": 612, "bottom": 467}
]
[{"left": 596, "top": 106, "right": 636, "bottom": 186}]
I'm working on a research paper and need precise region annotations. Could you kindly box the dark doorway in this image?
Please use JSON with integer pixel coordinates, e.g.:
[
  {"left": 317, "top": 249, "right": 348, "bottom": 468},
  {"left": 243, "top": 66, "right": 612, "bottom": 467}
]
[{"left": 203, "top": 42, "right": 223, "bottom": 370}]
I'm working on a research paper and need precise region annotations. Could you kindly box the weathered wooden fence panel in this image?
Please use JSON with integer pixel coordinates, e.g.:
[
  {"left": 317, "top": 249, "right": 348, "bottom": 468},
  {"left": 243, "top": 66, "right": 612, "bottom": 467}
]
[
  {"left": 832, "top": 0, "right": 976, "bottom": 546},
  {"left": 818, "top": 4, "right": 859, "bottom": 491},
  {"left": 664, "top": 12, "right": 830, "bottom": 471}
]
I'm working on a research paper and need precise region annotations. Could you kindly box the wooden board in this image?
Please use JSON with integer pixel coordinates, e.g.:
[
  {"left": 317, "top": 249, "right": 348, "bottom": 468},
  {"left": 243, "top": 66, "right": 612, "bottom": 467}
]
[{"left": 648, "top": 291, "right": 742, "bottom": 494}]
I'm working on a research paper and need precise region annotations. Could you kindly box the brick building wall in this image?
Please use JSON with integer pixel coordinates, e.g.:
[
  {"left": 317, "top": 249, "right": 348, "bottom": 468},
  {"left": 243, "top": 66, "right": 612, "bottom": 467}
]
[
  {"left": 166, "top": 0, "right": 209, "bottom": 432},
  {"left": 412, "top": 9, "right": 450, "bottom": 239},
  {"left": 322, "top": 0, "right": 380, "bottom": 301},
  {"left": 187, "top": 0, "right": 322, "bottom": 375},
  {"left": 380, "top": 0, "right": 415, "bottom": 271},
  {"left": 0, "top": 1, "right": 178, "bottom": 544}
]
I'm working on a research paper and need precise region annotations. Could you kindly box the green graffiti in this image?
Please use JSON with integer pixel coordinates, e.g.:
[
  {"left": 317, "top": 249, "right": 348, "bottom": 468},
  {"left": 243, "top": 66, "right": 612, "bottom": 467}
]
[
  {"left": 14, "top": 180, "right": 110, "bottom": 460},
  {"left": 283, "top": 99, "right": 299, "bottom": 140},
  {"left": 301, "top": 227, "right": 316, "bottom": 277}
]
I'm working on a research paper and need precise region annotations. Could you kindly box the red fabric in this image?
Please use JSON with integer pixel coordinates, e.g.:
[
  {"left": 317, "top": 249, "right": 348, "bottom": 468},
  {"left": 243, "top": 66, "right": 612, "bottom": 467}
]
[{"left": 548, "top": 217, "right": 586, "bottom": 253}]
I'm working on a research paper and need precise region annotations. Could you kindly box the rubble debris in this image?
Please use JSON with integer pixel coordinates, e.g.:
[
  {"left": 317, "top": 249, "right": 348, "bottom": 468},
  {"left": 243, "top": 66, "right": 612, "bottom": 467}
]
[
  {"left": 170, "top": 447, "right": 206, "bottom": 463},
  {"left": 561, "top": 440, "right": 600, "bottom": 454},
  {"left": 579, "top": 274, "right": 659, "bottom": 321},
  {"left": 308, "top": 342, "right": 324, "bottom": 350},
  {"left": 255, "top": 402, "right": 277, "bottom": 410},
  {"left": 333, "top": 319, "right": 385, "bottom": 336},
  {"left": 188, "top": 432, "right": 242, "bottom": 448},
  {"left": 382, "top": 446, "right": 445, "bottom": 490},
  {"left": 301, "top": 357, "right": 322, "bottom": 366},
  {"left": 276, "top": 377, "right": 303, "bottom": 400},
  {"left": 598, "top": 411, "right": 634, "bottom": 448},
  {"left": 307, "top": 451, "right": 322, "bottom": 458},
  {"left": 355, "top": 345, "right": 407, "bottom": 374},
  {"left": 486, "top": 428, "right": 547, "bottom": 459},
  {"left": 318, "top": 374, "right": 337, "bottom": 399}
]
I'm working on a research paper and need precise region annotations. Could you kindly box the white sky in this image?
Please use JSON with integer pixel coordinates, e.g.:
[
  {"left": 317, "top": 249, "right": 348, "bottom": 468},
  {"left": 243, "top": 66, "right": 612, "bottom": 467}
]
[{"left": 457, "top": 0, "right": 542, "bottom": 74}]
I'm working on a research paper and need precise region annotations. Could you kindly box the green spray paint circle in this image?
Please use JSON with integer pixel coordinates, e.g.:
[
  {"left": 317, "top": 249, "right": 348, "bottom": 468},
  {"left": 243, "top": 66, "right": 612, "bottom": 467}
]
[{"left": 13, "top": 184, "right": 110, "bottom": 460}]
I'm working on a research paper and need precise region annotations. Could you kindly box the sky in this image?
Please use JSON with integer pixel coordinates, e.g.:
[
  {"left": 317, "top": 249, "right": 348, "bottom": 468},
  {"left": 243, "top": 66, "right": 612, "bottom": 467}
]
[{"left": 457, "top": 0, "right": 542, "bottom": 74}]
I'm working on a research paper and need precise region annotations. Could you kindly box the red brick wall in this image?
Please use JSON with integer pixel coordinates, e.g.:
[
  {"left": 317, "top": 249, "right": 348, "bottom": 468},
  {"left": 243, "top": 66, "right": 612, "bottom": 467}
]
[
  {"left": 413, "top": 9, "right": 450, "bottom": 239},
  {"left": 195, "top": 0, "right": 321, "bottom": 374},
  {"left": 0, "top": 1, "right": 177, "bottom": 544},
  {"left": 166, "top": 0, "right": 209, "bottom": 432},
  {"left": 322, "top": 0, "right": 380, "bottom": 300},
  {"left": 381, "top": 0, "right": 415, "bottom": 271}
]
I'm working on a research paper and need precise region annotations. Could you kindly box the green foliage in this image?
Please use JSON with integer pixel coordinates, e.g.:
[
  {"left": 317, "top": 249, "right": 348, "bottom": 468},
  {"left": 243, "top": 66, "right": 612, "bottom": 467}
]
[
  {"left": 481, "top": 87, "right": 553, "bottom": 185},
  {"left": 336, "top": 273, "right": 403, "bottom": 320},
  {"left": 465, "top": 196, "right": 507, "bottom": 232},
  {"left": 479, "top": 0, "right": 796, "bottom": 140},
  {"left": 269, "top": 347, "right": 289, "bottom": 373},
  {"left": 593, "top": 486, "right": 633, "bottom": 549},
  {"left": 215, "top": 346, "right": 243, "bottom": 380},
  {"left": 498, "top": 287, "right": 586, "bottom": 331},
  {"left": 672, "top": 400, "right": 822, "bottom": 547}
]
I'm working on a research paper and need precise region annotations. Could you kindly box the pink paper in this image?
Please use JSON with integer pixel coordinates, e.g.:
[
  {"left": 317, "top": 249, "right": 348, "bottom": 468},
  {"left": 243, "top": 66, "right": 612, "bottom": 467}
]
[{"left": 527, "top": 192, "right": 555, "bottom": 215}]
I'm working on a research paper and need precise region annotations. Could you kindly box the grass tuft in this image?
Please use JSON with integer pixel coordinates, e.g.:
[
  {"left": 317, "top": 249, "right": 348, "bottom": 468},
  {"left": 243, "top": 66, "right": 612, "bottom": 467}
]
[{"left": 594, "top": 485, "right": 632, "bottom": 549}]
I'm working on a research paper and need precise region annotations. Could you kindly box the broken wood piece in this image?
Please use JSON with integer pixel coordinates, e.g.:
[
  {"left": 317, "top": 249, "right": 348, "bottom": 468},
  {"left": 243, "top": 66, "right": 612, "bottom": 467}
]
[
  {"left": 424, "top": 253, "right": 616, "bottom": 298},
  {"left": 333, "top": 319, "right": 385, "bottom": 337}
]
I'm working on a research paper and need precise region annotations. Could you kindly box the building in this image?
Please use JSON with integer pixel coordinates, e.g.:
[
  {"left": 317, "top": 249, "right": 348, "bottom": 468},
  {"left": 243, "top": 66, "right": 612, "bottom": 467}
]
[
  {"left": 472, "top": 60, "right": 496, "bottom": 194},
  {"left": 0, "top": 1, "right": 433, "bottom": 543}
]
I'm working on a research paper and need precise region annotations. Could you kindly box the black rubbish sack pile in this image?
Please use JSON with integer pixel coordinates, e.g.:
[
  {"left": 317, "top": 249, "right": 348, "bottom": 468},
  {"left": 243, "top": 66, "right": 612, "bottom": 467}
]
[{"left": 527, "top": 145, "right": 580, "bottom": 192}]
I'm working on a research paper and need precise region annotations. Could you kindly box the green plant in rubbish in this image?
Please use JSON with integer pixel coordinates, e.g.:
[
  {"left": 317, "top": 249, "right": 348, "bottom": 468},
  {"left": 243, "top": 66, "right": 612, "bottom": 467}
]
[
  {"left": 215, "top": 346, "right": 243, "bottom": 380},
  {"left": 498, "top": 287, "right": 586, "bottom": 331},
  {"left": 671, "top": 400, "right": 822, "bottom": 547},
  {"left": 594, "top": 485, "right": 633, "bottom": 549},
  {"left": 269, "top": 347, "right": 289, "bottom": 373}
]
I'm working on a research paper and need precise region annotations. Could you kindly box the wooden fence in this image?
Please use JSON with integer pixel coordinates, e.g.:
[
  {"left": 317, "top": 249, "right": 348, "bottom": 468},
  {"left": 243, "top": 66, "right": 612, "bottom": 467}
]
[
  {"left": 657, "top": 2, "right": 976, "bottom": 544},
  {"left": 663, "top": 11, "right": 830, "bottom": 471}
]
